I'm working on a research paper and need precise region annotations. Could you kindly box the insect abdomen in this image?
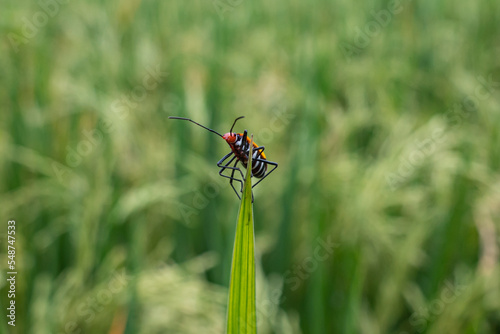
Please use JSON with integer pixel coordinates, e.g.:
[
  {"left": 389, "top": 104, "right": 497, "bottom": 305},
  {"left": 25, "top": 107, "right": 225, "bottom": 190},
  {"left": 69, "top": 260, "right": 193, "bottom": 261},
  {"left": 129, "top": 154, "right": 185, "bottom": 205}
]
[{"left": 251, "top": 159, "right": 267, "bottom": 178}]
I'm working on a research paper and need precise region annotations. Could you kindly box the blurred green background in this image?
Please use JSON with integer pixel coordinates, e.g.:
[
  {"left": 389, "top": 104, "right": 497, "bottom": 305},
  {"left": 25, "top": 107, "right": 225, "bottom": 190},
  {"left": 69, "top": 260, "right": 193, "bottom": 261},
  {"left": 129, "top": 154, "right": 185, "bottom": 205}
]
[{"left": 1, "top": 0, "right": 500, "bottom": 333}]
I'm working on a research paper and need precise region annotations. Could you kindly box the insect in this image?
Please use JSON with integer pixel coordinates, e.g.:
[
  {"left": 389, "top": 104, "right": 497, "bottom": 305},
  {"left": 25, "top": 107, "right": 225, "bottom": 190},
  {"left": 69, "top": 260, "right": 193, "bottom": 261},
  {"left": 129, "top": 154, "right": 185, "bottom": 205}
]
[{"left": 168, "top": 116, "right": 278, "bottom": 200}]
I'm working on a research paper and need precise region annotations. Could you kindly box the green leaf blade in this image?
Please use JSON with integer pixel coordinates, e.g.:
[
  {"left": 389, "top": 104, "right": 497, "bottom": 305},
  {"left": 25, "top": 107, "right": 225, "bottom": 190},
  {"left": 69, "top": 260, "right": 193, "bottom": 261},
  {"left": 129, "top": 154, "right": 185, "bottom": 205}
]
[{"left": 227, "top": 137, "right": 257, "bottom": 334}]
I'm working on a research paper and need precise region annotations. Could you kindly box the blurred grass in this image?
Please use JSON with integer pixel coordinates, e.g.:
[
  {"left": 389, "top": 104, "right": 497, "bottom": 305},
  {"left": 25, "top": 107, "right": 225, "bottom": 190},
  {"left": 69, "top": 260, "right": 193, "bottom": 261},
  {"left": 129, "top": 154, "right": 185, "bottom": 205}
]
[{"left": 1, "top": 0, "right": 500, "bottom": 333}]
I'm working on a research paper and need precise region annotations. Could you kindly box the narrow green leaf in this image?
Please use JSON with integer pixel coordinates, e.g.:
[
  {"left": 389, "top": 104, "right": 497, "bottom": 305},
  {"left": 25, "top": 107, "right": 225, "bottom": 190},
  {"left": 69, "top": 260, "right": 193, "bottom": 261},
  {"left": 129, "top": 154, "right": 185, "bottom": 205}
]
[{"left": 227, "top": 136, "right": 257, "bottom": 334}]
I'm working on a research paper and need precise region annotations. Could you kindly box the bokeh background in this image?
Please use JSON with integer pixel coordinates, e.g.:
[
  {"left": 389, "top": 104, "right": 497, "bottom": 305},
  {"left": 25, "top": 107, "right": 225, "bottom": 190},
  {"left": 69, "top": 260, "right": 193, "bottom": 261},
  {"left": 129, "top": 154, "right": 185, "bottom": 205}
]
[{"left": 1, "top": 0, "right": 500, "bottom": 333}]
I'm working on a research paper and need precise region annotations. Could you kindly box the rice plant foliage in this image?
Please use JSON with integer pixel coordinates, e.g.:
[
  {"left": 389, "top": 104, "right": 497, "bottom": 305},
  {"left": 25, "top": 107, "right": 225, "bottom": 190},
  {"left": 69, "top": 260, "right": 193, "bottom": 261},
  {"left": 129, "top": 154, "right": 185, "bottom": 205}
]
[
  {"left": 226, "top": 138, "right": 257, "bottom": 334},
  {"left": 3, "top": 0, "right": 500, "bottom": 332}
]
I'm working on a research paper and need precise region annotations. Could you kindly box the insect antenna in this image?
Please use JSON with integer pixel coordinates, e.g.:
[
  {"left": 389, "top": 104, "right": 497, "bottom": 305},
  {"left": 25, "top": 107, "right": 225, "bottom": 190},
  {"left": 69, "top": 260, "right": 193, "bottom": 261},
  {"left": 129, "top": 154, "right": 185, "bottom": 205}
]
[
  {"left": 168, "top": 117, "right": 223, "bottom": 137},
  {"left": 229, "top": 116, "right": 245, "bottom": 134}
]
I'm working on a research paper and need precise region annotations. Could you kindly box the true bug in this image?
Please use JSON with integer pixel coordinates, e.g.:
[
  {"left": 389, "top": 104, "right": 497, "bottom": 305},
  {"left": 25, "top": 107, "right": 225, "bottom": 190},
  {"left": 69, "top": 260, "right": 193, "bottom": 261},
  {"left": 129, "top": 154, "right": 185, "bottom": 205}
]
[{"left": 168, "top": 116, "right": 278, "bottom": 200}]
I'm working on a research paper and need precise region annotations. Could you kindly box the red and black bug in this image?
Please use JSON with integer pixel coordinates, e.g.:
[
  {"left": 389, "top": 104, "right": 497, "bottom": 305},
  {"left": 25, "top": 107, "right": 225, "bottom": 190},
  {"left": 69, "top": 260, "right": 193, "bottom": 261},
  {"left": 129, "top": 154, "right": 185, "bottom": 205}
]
[{"left": 168, "top": 116, "right": 278, "bottom": 200}]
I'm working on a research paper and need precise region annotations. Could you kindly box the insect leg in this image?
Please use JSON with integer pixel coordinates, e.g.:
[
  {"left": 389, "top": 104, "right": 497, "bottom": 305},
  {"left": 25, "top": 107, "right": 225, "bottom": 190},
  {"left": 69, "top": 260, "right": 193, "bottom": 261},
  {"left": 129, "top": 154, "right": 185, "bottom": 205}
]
[
  {"left": 228, "top": 159, "right": 243, "bottom": 200},
  {"left": 217, "top": 152, "right": 245, "bottom": 199},
  {"left": 218, "top": 153, "right": 240, "bottom": 181},
  {"left": 241, "top": 130, "right": 250, "bottom": 162},
  {"left": 241, "top": 130, "right": 248, "bottom": 149},
  {"left": 251, "top": 158, "right": 278, "bottom": 189},
  {"left": 217, "top": 151, "right": 234, "bottom": 167},
  {"left": 252, "top": 145, "right": 265, "bottom": 159}
]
